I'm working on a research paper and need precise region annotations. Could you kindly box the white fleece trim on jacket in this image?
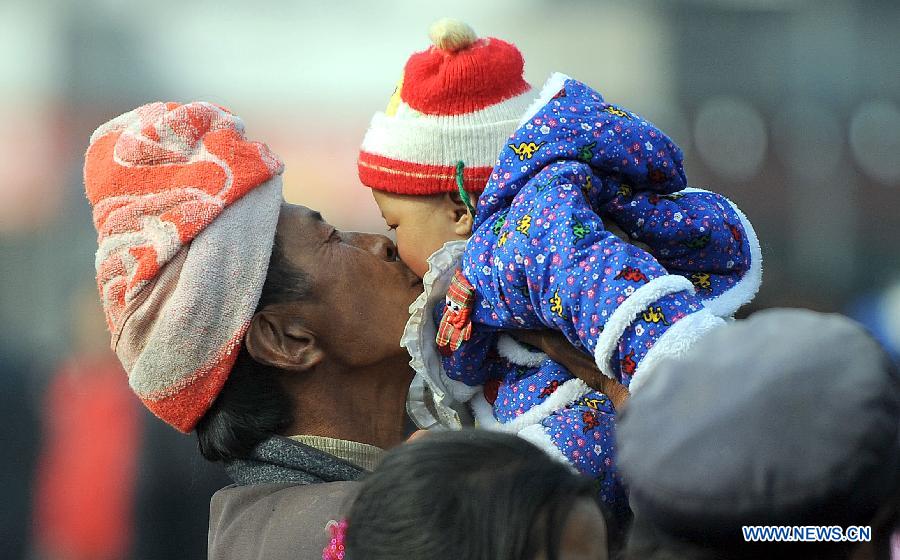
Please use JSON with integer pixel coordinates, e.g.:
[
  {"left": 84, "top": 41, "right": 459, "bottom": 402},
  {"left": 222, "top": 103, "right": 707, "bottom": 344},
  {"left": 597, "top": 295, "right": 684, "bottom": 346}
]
[
  {"left": 496, "top": 334, "right": 549, "bottom": 367},
  {"left": 517, "top": 424, "right": 577, "bottom": 470},
  {"left": 469, "top": 391, "right": 501, "bottom": 428},
  {"left": 518, "top": 72, "right": 572, "bottom": 127},
  {"left": 592, "top": 275, "right": 696, "bottom": 378},
  {"left": 469, "top": 377, "right": 592, "bottom": 434},
  {"left": 628, "top": 308, "right": 725, "bottom": 394},
  {"left": 681, "top": 188, "right": 764, "bottom": 318}
]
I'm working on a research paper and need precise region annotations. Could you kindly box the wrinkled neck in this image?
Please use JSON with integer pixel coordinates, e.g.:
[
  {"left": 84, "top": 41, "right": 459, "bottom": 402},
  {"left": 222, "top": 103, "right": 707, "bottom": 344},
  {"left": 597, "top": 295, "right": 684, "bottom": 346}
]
[{"left": 279, "top": 355, "right": 414, "bottom": 450}]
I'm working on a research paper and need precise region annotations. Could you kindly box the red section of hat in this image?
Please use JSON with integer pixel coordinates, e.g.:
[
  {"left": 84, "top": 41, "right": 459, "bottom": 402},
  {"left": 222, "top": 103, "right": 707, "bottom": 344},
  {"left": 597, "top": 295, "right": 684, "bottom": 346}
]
[
  {"left": 401, "top": 38, "right": 530, "bottom": 116},
  {"left": 126, "top": 245, "right": 160, "bottom": 291},
  {"left": 358, "top": 151, "right": 492, "bottom": 195}
]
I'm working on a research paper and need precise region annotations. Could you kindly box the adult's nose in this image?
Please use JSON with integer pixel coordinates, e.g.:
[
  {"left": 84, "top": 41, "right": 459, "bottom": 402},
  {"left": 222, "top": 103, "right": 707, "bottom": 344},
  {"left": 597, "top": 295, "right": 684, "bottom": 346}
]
[{"left": 347, "top": 231, "right": 398, "bottom": 261}]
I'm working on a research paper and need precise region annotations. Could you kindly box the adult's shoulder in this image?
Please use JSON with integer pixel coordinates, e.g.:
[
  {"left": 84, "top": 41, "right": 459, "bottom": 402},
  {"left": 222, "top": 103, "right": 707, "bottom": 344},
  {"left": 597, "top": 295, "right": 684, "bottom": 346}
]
[{"left": 209, "top": 481, "right": 359, "bottom": 560}]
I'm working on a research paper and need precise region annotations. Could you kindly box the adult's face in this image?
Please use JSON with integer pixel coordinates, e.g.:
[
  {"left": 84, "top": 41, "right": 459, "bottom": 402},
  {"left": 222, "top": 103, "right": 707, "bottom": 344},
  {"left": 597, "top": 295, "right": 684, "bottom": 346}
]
[{"left": 274, "top": 204, "right": 423, "bottom": 367}]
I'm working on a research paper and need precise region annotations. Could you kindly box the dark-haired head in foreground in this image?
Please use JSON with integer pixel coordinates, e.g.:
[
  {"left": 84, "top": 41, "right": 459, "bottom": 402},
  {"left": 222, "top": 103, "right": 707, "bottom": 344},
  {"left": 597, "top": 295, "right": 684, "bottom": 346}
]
[{"left": 345, "top": 430, "right": 609, "bottom": 560}]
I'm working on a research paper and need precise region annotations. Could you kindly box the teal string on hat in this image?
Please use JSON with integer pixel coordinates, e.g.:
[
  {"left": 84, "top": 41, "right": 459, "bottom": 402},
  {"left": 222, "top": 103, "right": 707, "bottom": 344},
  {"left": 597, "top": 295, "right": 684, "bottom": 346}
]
[{"left": 456, "top": 161, "right": 476, "bottom": 217}]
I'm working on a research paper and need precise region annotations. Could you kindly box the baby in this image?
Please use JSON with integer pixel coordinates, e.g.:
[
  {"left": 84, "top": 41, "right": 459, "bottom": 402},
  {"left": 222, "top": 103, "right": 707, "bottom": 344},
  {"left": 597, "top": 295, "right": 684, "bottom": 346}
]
[{"left": 358, "top": 19, "right": 761, "bottom": 537}]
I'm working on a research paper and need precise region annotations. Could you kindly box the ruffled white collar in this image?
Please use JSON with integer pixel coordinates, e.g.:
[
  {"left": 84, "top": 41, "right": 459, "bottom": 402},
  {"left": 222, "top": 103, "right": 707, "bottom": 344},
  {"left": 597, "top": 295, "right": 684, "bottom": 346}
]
[{"left": 402, "top": 241, "right": 478, "bottom": 430}]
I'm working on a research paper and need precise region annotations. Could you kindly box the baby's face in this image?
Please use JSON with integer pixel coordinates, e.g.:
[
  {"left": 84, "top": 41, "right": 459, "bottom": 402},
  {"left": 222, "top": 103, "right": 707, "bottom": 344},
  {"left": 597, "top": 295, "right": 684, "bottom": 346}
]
[{"left": 372, "top": 190, "right": 469, "bottom": 278}]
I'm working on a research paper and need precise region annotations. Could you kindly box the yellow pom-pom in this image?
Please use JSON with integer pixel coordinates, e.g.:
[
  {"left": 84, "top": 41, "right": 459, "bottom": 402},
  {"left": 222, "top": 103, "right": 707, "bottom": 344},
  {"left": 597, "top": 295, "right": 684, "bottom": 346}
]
[{"left": 428, "top": 18, "right": 478, "bottom": 53}]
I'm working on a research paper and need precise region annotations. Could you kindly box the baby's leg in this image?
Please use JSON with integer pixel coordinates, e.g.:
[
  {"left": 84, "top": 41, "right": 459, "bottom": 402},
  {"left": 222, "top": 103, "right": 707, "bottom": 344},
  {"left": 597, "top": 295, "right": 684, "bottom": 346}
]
[
  {"left": 602, "top": 188, "right": 761, "bottom": 317},
  {"left": 520, "top": 392, "right": 631, "bottom": 537}
]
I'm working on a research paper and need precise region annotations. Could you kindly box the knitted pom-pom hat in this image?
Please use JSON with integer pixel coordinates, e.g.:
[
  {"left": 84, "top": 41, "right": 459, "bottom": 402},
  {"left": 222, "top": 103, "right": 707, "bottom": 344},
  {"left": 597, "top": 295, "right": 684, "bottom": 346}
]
[
  {"left": 84, "top": 101, "right": 284, "bottom": 432},
  {"left": 359, "top": 18, "right": 534, "bottom": 195}
]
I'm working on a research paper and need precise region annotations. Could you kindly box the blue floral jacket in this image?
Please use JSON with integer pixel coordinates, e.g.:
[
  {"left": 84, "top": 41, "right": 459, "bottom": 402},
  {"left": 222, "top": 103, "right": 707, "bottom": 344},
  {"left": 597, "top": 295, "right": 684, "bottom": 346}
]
[{"left": 436, "top": 74, "right": 760, "bottom": 391}]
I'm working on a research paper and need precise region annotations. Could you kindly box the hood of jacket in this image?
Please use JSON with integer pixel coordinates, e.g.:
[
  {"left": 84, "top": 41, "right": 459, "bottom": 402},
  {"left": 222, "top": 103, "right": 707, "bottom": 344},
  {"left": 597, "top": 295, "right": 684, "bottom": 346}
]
[{"left": 475, "top": 73, "right": 687, "bottom": 229}]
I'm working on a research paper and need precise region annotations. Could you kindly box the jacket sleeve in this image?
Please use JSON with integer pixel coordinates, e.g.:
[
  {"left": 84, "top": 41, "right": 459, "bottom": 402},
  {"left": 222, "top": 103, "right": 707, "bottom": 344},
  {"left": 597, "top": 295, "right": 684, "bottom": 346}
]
[{"left": 494, "top": 165, "right": 722, "bottom": 387}]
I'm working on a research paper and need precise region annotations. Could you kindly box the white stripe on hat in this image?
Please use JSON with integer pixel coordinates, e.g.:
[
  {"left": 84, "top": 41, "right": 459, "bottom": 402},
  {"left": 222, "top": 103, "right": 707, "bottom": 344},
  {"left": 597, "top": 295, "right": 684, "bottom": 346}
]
[{"left": 361, "top": 89, "right": 535, "bottom": 167}]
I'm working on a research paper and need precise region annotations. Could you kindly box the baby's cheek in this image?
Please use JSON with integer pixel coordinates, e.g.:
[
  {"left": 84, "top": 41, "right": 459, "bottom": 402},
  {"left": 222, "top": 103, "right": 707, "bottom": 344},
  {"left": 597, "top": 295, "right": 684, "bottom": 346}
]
[{"left": 397, "top": 233, "right": 428, "bottom": 278}]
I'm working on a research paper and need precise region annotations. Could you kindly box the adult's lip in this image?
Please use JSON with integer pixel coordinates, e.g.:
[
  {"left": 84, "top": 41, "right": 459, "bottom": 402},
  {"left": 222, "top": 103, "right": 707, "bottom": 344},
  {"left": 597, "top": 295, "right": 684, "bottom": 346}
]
[
  {"left": 407, "top": 269, "right": 424, "bottom": 287},
  {"left": 396, "top": 261, "right": 423, "bottom": 287}
]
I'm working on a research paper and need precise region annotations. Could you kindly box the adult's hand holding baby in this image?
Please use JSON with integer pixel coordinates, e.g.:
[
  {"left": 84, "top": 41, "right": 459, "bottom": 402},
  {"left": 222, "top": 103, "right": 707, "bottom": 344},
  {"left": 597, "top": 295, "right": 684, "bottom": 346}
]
[{"left": 512, "top": 330, "right": 630, "bottom": 411}]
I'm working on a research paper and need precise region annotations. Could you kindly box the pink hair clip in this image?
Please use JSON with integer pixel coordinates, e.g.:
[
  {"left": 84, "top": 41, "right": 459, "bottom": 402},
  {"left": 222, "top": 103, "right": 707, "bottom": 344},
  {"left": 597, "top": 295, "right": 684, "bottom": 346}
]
[{"left": 322, "top": 519, "right": 348, "bottom": 560}]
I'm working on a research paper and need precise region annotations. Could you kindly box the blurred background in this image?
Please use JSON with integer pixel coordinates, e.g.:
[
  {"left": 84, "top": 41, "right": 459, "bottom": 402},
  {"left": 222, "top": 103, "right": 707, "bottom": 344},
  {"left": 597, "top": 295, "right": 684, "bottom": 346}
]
[{"left": 1, "top": 0, "right": 898, "bottom": 558}]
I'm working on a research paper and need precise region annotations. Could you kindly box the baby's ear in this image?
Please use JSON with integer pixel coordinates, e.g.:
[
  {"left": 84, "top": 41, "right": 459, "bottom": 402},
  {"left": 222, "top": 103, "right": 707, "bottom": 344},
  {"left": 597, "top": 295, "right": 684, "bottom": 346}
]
[{"left": 446, "top": 191, "right": 475, "bottom": 236}]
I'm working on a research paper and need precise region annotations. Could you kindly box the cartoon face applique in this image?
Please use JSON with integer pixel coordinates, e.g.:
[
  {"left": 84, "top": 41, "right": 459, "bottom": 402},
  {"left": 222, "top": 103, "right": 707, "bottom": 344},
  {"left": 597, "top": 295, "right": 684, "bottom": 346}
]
[{"left": 446, "top": 297, "right": 465, "bottom": 320}]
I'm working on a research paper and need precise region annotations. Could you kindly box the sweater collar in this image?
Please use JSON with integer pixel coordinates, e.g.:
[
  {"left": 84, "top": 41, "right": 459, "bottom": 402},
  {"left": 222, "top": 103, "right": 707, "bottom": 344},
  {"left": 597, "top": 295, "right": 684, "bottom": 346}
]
[{"left": 289, "top": 435, "right": 385, "bottom": 472}]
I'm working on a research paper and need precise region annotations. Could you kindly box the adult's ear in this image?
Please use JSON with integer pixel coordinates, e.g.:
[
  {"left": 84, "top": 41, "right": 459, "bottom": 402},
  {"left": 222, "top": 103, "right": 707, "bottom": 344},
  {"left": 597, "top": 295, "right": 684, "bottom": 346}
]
[
  {"left": 244, "top": 310, "right": 324, "bottom": 372},
  {"left": 445, "top": 191, "right": 475, "bottom": 236}
]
